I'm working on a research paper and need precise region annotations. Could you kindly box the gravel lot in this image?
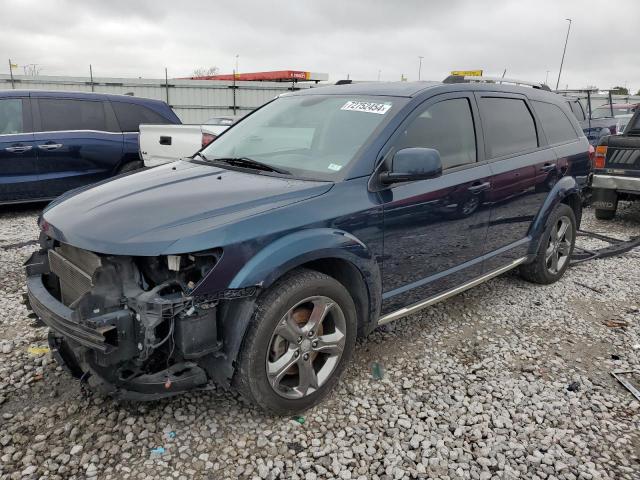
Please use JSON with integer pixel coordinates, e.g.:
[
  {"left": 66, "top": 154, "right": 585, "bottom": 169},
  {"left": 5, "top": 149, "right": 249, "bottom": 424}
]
[{"left": 1, "top": 202, "right": 639, "bottom": 480}]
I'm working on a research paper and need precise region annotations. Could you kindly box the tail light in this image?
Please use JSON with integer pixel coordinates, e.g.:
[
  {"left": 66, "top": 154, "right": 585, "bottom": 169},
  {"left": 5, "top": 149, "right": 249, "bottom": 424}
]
[
  {"left": 202, "top": 133, "right": 217, "bottom": 147},
  {"left": 588, "top": 144, "right": 595, "bottom": 165},
  {"left": 594, "top": 145, "right": 607, "bottom": 169}
]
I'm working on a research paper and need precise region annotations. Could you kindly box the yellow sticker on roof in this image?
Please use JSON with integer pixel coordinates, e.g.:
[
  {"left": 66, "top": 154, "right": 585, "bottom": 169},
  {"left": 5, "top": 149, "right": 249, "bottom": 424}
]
[{"left": 341, "top": 101, "right": 391, "bottom": 115}]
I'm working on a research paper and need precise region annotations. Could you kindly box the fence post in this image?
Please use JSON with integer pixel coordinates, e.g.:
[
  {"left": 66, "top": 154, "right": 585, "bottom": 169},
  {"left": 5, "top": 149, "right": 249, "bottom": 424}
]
[
  {"left": 232, "top": 70, "right": 237, "bottom": 115},
  {"left": 165, "top": 68, "right": 169, "bottom": 104}
]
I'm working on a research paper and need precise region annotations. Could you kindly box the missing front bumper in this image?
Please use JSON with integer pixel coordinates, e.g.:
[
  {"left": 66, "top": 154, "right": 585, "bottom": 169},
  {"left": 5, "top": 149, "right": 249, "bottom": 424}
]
[{"left": 24, "top": 249, "right": 218, "bottom": 400}]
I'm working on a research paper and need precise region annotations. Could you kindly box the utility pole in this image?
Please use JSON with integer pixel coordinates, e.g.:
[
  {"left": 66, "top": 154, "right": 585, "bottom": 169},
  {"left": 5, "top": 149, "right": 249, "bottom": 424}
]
[
  {"left": 89, "top": 64, "right": 94, "bottom": 92},
  {"left": 545, "top": 70, "right": 550, "bottom": 85},
  {"left": 418, "top": 56, "right": 424, "bottom": 81},
  {"left": 8, "top": 59, "right": 15, "bottom": 89},
  {"left": 235, "top": 54, "right": 239, "bottom": 74},
  {"left": 556, "top": 18, "right": 572, "bottom": 90}
]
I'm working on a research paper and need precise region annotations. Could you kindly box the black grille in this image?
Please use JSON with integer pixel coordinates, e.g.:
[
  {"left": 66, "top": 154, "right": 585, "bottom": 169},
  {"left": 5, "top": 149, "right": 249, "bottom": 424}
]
[{"left": 606, "top": 148, "right": 640, "bottom": 168}]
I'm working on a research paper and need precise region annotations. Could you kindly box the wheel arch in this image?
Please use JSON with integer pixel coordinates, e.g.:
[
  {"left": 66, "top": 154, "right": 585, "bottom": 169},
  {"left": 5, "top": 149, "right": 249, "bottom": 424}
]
[
  {"left": 205, "top": 228, "right": 382, "bottom": 387},
  {"left": 527, "top": 175, "right": 581, "bottom": 256}
]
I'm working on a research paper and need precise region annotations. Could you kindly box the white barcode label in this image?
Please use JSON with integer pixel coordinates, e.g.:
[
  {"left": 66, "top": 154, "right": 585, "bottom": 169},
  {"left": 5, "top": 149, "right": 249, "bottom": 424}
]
[{"left": 341, "top": 101, "right": 391, "bottom": 115}]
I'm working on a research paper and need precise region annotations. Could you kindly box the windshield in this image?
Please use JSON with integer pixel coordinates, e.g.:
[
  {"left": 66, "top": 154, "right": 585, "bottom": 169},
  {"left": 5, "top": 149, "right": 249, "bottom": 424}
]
[
  {"left": 591, "top": 105, "right": 636, "bottom": 119},
  {"left": 200, "top": 94, "right": 401, "bottom": 179}
]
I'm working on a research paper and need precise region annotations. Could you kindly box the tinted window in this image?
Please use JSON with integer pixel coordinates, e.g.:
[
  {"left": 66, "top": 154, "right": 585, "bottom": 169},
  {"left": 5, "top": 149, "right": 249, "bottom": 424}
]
[
  {"left": 480, "top": 97, "right": 538, "bottom": 158},
  {"left": 568, "top": 101, "right": 585, "bottom": 121},
  {"left": 111, "top": 102, "right": 172, "bottom": 132},
  {"left": 0, "top": 99, "right": 23, "bottom": 134},
  {"left": 39, "top": 99, "right": 107, "bottom": 132},
  {"left": 533, "top": 101, "right": 578, "bottom": 145},
  {"left": 396, "top": 98, "right": 476, "bottom": 169}
]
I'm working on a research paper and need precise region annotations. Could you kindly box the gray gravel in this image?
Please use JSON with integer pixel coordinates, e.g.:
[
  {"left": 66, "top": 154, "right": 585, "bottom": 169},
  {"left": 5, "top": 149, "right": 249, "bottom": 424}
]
[{"left": 0, "top": 202, "right": 639, "bottom": 479}]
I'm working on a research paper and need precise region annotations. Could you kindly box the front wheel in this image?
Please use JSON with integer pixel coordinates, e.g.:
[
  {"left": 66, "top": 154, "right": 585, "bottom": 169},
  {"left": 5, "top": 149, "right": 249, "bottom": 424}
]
[
  {"left": 520, "top": 203, "right": 576, "bottom": 284},
  {"left": 234, "top": 269, "right": 357, "bottom": 414}
]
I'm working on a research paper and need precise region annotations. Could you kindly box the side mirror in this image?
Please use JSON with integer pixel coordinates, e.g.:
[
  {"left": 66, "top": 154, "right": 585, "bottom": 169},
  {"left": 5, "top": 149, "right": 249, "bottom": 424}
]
[{"left": 380, "top": 147, "right": 442, "bottom": 184}]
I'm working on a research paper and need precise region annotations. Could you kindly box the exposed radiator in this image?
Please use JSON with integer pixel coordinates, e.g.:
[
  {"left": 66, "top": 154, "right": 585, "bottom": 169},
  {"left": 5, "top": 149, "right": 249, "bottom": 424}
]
[{"left": 48, "top": 244, "right": 102, "bottom": 306}]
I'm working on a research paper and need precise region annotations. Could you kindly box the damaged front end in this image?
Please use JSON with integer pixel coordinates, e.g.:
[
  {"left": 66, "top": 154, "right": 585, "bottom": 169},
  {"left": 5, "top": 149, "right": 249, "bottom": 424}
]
[{"left": 24, "top": 235, "right": 233, "bottom": 400}]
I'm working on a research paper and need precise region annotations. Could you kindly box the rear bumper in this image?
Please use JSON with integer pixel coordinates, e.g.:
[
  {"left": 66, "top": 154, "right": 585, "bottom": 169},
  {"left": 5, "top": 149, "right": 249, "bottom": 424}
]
[{"left": 592, "top": 174, "right": 640, "bottom": 194}]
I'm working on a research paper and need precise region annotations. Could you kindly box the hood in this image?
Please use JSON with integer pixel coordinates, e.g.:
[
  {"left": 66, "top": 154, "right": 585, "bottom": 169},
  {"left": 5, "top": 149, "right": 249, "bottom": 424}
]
[{"left": 42, "top": 161, "right": 332, "bottom": 255}]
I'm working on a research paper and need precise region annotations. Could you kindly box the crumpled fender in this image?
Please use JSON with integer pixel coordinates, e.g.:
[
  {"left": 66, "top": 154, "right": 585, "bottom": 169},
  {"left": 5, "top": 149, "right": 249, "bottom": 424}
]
[
  {"left": 527, "top": 175, "right": 581, "bottom": 254},
  {"left": 228, "top": 228, "right": 378, "bottom": 290}
]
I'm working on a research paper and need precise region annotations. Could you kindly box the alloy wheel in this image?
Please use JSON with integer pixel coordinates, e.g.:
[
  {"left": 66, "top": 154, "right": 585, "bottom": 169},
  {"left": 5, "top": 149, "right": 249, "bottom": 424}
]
[
  {"left": 545, "top": 215, "right": 572, "bottom": 274},
  {"left": 266, "top": 296, "right": 346, "bottom": 399}
]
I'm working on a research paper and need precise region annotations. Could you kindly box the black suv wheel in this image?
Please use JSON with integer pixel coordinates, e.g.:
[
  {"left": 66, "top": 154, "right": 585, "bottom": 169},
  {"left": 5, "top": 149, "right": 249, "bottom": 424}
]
[
  {"left": 234, "top": 269, "right": 357, "bottom": 414},
  {"left": 520, "top": 203, "right": 576, "bottom": 284}
]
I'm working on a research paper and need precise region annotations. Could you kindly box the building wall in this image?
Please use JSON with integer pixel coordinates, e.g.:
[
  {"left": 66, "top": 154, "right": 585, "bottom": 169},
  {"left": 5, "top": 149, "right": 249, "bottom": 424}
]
[{"left": 0, "top": 74, "right": 315, "bottom": 123}]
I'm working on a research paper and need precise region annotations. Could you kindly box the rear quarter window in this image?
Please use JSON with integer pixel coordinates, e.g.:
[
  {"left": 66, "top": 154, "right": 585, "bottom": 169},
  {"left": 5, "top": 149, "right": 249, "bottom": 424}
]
[
  {"left": 568, "top": 101, "right": 586, "bottom": 122},
  {"left": 532, "top": 101, "right": 578, "bottom": 145},
  {"left": 111, "top": 102, "right": 173, "bottom": 132},
  {"left": 479, "top": 97, "right": 538, "bottom": 158}
]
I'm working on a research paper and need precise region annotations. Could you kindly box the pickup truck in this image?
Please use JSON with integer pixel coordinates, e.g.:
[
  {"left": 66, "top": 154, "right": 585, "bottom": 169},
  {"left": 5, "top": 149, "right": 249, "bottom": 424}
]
[
  {"left": 592, "top": 108, "right": 640, "bottom": 219},
  {"left": 139, "top": 118, "right": 233, "bottom": 167}
]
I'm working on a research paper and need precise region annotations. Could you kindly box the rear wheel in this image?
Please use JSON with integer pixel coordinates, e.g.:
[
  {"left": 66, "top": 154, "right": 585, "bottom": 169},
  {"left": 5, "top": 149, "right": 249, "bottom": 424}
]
[
  {"left": 234, "top": 269, "right": 357, "bottom": 414},
  {"left": 520, "top": 203, "right": 576, "bottom": 284}
]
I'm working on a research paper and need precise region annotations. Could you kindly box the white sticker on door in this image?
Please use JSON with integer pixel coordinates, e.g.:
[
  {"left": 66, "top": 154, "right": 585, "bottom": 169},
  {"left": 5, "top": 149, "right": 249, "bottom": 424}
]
[{"left": 341, "top": 101, "right": 391, "bottom": 115}]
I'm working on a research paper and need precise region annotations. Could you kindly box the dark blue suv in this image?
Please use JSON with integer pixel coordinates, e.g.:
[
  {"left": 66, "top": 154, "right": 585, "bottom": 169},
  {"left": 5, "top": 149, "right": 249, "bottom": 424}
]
[
  {"left": 25, "top": 81, "right": 590, "bottom": 413},
  {"left": 0, "top": 90, "right": 180, "bottom": 204}
]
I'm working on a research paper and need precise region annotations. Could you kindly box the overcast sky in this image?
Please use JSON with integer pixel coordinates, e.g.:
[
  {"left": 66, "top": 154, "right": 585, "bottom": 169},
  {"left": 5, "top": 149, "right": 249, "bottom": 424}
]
[{"left": 2, "top": 0, "right": 639, "bottom": 92}]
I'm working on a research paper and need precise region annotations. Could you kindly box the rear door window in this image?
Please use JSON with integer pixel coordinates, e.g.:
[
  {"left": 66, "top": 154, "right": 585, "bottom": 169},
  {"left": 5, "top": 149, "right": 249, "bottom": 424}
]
[
  {"left": 479, "top": 97, "right": 538, "bottom": 158},
  {"left": 111, "top": 102, "right": 172, "bottom": 132},
  {"left": 532, "top": 101, "right": 578, "bottom": 145},
  {"left": 39, "top": 98, "right": 108, "bottom": 132},
  {"left": 395, "top": 97, "right": 477, "bottom": 170},
  {"left": 0, "top": 99, "right": 24, "bottom": 134}
]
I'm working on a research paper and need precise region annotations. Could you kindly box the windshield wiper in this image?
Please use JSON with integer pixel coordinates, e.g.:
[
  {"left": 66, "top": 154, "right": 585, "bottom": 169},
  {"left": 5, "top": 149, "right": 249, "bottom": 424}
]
[
  {"left": 192, "top": 151, "right": 209, "bottom": 161},
  {"left": 211, "top": 157, "right": 290, "bottom": 174}
]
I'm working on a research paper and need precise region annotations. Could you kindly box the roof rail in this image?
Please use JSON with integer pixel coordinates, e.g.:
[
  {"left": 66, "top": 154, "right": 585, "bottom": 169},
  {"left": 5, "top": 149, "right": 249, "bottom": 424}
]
[{"left": 443, "top": 75, "right": 551, "bottom": 91}]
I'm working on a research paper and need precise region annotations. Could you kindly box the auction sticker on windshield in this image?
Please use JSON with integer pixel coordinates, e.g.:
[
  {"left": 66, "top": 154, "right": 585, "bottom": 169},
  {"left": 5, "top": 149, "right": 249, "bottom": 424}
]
[{"left": 341, "top": 100, "right": 391, "bottom": 115}]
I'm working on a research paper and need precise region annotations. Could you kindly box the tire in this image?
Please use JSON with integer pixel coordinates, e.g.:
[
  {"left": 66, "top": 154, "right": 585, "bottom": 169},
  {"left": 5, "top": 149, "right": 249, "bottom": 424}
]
[
  {"left": 519, "top": 203, "right": 576, "bottom": 285},
  {"left": 595, "top": 207, "right": 616, "bottom": 220},
  {"left": 234, "top": 269, "right": 357, "bottom": 414},
  {"left": 117, "top": 160, "right": 143, "bottom": 174}
]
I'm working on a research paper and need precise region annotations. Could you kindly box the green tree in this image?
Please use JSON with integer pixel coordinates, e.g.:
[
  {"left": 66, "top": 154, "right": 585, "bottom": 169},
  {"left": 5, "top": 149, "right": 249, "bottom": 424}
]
[{"left": 610, "top": 86, "right": 629, "bottom": 95}]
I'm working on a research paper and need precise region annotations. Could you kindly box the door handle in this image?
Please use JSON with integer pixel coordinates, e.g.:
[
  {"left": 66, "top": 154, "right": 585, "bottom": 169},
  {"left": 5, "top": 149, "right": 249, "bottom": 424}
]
[
  {"left": 540, "top": 163, "right": 556, "bottom": 172},
  {"left": 468, "top": 181, "right": 491, "bottom": 193},
  {"left": 5, "top": 145, "right": 33, "bottom": 153},
  {"left": 38, "top": 143, "right": 63, "bottom": 151}
]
